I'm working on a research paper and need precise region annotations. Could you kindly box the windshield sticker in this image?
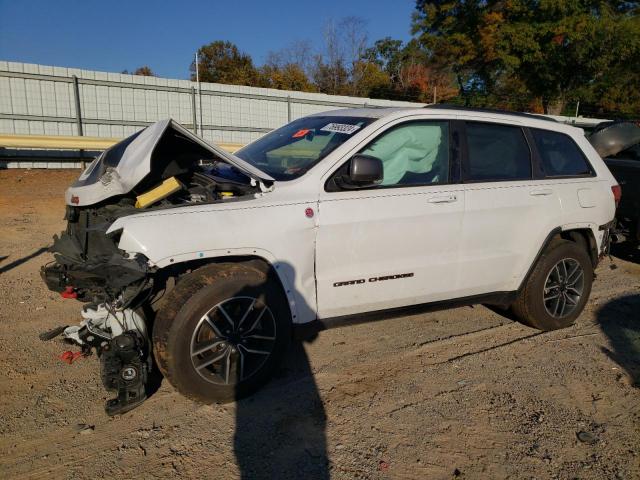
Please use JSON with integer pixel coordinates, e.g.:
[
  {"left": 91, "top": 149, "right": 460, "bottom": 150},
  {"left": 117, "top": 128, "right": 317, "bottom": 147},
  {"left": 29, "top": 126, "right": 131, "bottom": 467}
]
[
  {"left": 292, "top": 129, "right": 310, "bottom": 138},
  {"left": 320, "top": 123, "right": 361, "bottom": 135}
]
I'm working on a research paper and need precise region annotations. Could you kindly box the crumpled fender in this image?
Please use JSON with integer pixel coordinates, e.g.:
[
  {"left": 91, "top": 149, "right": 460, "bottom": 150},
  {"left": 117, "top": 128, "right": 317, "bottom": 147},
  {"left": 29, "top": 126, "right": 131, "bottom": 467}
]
[{"left": 107, "top": 201, "right": 319, "bottom": 324}]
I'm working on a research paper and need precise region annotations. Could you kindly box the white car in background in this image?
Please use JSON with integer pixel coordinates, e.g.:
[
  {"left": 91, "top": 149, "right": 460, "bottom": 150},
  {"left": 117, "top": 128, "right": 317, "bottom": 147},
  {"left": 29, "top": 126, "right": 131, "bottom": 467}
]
[{"left": 41, "top": 106, "right": 619, "bottom": 414}]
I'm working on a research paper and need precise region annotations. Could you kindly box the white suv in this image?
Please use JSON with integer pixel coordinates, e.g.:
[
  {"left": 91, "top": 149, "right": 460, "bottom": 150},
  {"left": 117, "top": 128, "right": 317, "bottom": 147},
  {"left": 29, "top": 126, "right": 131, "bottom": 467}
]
[{"left": 42, "top": 106, "right": 618, "bottom": 414}]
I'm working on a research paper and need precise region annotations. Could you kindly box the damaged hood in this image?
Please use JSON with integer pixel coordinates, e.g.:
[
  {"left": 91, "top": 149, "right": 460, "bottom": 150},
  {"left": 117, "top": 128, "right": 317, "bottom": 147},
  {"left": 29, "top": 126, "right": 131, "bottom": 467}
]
[{"left": 66, "top": 119, "right": 274, "bottom": 206}]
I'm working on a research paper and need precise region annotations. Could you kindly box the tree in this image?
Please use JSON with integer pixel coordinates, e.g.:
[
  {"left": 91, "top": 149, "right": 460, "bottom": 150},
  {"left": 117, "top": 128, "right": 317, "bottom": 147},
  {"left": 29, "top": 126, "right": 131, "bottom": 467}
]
[
  {"left": 365, "top": 36, "right": 458, "bottom": 102},
  {"left": 311, "top": 56, "right": 350, "bottom": 95},
  {"left": 412, "top": 0, "right": 640, "bottom": 114},
  {"left": 266, "top": 40, "right": 315, "bottom": 79},
  {"left": 191, "top": 41, "right": 259, "bottom": 86},
  {"left": 121, "top": 66, "right": 155, "bottom": 76},
  {"left": 258, "top": 63, "right": 316, "bottom": 92},
  {"left": 350, "top": 61, "right": 392, "bottom": 98},
  {"left": 133, "top": 66, "right": 155, "bottom": 76}
]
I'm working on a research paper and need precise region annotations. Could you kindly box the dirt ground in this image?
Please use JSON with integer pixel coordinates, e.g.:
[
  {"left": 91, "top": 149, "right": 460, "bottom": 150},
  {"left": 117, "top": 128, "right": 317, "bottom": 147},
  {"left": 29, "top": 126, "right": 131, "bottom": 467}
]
[{"left": 0, "top": 169, "right": 638, "bottom": 480}]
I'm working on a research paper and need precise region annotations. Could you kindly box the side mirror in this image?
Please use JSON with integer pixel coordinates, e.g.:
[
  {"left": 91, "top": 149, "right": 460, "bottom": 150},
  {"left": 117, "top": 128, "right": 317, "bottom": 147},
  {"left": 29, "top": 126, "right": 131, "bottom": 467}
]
[{"left": 347, "top": 154, "right": 383, "bottom": 187}]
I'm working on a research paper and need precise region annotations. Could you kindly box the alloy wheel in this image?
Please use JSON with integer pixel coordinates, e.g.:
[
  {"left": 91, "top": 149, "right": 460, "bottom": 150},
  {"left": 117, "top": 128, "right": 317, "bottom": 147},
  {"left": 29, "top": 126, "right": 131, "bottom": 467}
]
[
  {"left": 190, "top": 296, "right": 277, "bottom": 385},
  {"left": 543, "top": 258, "right": 584, "bottom": 318}
]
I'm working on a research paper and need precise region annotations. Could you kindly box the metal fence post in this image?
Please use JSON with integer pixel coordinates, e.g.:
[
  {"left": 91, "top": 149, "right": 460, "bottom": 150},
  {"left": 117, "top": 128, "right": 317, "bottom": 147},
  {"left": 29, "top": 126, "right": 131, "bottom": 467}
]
[
  {"left": 191, "top": 87, "right": 198, "bottom": 134},
  {"left": 72, "top": 76, "right": 83, "bottom": 136},
  {"left": 287, "top": 96, "right": 292, "bottom": 122},
  {"left": 72, "top": 75, "right": 85, "bottom": 168}
]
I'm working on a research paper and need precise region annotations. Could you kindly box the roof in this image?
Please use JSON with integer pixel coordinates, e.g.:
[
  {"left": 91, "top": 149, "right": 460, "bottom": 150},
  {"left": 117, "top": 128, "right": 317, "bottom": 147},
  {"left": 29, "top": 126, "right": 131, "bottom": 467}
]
[
  {"left": 315, "top": 105, "right": 557, "bottom": 121},
  {"left": 422, "top": 104, "right": 558, "bottom": 123},
  {"left": 312, "top": 105, "right": 584, "bottom": 134},
  {"left": 309, "top": 107, "right": 421, "bottom": 119}
]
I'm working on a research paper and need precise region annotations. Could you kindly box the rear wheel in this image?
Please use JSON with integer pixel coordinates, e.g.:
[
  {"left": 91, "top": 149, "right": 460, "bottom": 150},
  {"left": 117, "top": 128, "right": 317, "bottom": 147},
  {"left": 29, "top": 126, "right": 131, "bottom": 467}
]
[
  {"left": 512, "top": 239, "right": 593, "bottom": 331},
  {"left": 153, "top": 263, "right": 291, "bottom": 403}
]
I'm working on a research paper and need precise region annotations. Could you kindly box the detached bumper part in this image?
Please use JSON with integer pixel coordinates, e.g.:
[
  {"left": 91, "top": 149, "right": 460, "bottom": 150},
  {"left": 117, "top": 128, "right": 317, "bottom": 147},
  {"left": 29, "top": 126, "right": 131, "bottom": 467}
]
[
  {"left": 102, "top": 333, "right": 148, "bottom": 416},
  {"left": 40, "top": 304, "right": 151, "bottom": 415}
]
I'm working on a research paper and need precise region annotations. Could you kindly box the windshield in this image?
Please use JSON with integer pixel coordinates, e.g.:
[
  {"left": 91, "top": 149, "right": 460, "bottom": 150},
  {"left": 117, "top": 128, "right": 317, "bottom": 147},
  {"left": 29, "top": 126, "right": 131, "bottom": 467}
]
[{"left": 235, "top": 115, "right": 376, "bottom": 180}]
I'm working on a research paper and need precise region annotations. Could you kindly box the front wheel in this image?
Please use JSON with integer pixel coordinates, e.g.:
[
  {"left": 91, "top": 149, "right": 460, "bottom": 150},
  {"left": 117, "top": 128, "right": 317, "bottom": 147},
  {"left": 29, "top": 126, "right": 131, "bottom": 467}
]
[
  {"left": 153, "top": 263, "right": 291, "bottom": 403},
  {"left": 512, "top": 239, "right": 593, "bottom": 331}
]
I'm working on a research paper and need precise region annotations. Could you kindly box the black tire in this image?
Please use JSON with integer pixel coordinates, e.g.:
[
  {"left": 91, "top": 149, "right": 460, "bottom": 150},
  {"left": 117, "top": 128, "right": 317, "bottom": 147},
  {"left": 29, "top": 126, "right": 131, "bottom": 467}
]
[
  {"left": 153, "top": 262, "right": 291, "bottom": 404},
  {"left": 512, "top": 239, "right": 593, "bottom": 331}
]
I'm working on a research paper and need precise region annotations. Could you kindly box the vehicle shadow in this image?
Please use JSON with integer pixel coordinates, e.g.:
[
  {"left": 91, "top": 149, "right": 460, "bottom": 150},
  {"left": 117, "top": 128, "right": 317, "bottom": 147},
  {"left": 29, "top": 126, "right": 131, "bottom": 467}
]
[
  {"left": 610, "top": 242, "right": 640, "bottom": 265},
  {"left": 234, "top": 334, "right": 328, "bottom": 480},
  {"left": 0, "top": 247, "right": 48, "bottom": 274},
  {"left": 596, "top": 294, "right": 640, "bottom": 388},
  {"left": 226, "top": 262, "right": 329, "bottom": 479}
]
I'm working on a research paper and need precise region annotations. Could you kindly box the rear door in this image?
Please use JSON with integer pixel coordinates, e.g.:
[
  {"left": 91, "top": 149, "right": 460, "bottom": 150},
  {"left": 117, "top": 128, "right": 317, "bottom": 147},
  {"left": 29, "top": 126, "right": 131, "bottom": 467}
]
[
  {"left": 315, "top": 118, "right": 465, "bottom": 318},
  {"left": 458, "top": 120, "right": 562, "bottom": 296}
]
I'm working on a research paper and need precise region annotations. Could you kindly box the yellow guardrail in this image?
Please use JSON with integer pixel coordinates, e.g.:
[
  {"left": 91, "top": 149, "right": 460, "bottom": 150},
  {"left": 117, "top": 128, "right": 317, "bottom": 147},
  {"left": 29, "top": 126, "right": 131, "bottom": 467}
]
[{"left": 0, "top": 134, "right": 244, "bottom": 153}]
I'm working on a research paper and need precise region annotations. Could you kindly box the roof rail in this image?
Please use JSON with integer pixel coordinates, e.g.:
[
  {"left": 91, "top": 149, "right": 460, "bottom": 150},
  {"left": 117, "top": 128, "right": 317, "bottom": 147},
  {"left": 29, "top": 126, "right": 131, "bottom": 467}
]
[{"left": 423, "top": 104, "right": 558, "bottom": 122}]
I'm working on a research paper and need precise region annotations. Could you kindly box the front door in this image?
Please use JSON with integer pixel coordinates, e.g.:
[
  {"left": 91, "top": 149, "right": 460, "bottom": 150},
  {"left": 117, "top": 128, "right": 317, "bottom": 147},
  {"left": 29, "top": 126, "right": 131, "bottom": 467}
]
[{"left": 315, "top": 119, "right": 465, "bottom": 318}]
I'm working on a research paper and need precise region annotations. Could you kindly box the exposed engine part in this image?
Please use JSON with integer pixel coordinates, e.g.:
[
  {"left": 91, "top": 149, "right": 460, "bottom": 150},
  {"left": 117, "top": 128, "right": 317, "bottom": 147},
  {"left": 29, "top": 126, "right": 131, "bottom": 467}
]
[
  {"left": 101, "top": 332, "right": 148, "bottom": 416},
  {"left": 135, "top": 176, "right": 182, "bottom": 208},
  {"left": 39, "top": 325, "right": 68, "bottom": 342},
  {"left": 40, "top": 304, "right": 152, "bottom": 415},
  {"left": 61, "top": 304, "right": 148, "bottom": 348}
]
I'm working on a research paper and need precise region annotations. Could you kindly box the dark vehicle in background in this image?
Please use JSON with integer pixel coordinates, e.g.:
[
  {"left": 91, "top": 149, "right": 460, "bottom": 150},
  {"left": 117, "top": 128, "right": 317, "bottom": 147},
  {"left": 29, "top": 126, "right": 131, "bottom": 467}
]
[{"left": 589, "top": 122, "right": 640, "bottom": 244}]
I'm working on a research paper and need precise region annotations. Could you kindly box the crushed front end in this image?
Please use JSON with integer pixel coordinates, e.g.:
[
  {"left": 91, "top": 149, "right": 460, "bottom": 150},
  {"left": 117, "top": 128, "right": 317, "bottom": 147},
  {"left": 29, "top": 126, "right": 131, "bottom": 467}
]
[
  {"left": 40, "top": 118, "right": 272, "bottom": 415},
  {"left": 41, "top": 201, "right": 154, "bottom": 415}
]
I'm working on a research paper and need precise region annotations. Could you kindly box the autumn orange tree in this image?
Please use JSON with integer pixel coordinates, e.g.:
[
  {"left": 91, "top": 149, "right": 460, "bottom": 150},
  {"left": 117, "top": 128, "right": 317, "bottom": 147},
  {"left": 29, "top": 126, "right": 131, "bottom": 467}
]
[{"left": 412, "top": 0, "right": 640, "bottom": 115}]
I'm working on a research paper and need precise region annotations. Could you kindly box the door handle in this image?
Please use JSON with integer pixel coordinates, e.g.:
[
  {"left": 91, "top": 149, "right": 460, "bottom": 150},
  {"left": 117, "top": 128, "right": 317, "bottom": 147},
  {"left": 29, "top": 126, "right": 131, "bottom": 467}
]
[
  {"left": 529, "top": 188, "right": 553, "bottom": 196},
  {"left": 428, "top": 194, "right": 457, "bottom": 203}
]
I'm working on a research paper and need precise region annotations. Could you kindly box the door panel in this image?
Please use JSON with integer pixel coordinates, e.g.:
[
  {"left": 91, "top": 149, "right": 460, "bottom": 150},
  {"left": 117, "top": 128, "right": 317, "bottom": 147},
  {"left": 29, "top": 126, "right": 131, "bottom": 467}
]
[
  {"left": 315, "top": 118, "right": 464, "bottom": 318},
  {"left": 459, "top": 182, "right": 560, "bottom": 295},
  {"left": 458, "top": 121, "right": 561, "bottom": 295},
  {"left": 316, "top": 187, "right": 465, "bottom": 318}
]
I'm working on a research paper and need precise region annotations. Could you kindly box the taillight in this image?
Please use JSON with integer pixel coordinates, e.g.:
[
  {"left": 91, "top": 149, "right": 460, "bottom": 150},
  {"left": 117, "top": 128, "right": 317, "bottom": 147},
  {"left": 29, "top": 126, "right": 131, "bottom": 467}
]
[{"left": 611, "top": 184, "right": 621, "bottom": 207}]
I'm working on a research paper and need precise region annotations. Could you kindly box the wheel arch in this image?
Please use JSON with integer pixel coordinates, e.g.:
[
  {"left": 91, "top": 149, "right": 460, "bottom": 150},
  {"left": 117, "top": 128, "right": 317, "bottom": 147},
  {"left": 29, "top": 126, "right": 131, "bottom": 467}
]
[
  {"left": 155, "top": 254, "right": 301, "bottom": 323},
  {"left": 518, "top": 226, "right": 598, "bottom": 293}
]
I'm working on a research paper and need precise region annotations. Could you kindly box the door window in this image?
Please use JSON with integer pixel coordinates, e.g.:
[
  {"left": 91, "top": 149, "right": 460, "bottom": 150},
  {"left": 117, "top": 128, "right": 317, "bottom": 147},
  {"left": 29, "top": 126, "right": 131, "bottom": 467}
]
[
  {"left": 530, "top": 128, "right": 594, "bottom": 176},
  {"left": 358, "top": 121, "right": 450, "bottom": 186},
  {"left": 465, "top": 122, "right": 531, "bottom": 181}
]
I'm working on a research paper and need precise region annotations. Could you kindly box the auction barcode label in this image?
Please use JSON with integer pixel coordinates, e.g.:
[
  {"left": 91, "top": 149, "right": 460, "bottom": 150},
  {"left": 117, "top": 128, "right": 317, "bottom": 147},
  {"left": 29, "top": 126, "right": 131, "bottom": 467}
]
[{"left": 321, "top": 123, "right": 362, "bottom": 135}]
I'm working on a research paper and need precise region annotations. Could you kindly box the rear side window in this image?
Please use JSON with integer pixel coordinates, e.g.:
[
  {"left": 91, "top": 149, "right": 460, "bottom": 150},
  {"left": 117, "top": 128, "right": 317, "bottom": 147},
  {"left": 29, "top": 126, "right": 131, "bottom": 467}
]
[
  {"left": 465, "top": 122, "right": 531, "bottom": 181},
  {"left": 530, "top": 129, "right": 593, "bottom": 177}
]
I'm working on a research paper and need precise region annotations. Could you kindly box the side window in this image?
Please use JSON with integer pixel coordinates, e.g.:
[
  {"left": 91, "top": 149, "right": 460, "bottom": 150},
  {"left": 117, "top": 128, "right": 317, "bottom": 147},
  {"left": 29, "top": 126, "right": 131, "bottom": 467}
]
[
  {"left": 359, "top": 121, "right": 450, "bottom": 186},
  {"left": 531, "top": 129, "right": 594, "bottom": 176},
  {"left": 465, "top": 122, "right": 531, "bottom": 181}
]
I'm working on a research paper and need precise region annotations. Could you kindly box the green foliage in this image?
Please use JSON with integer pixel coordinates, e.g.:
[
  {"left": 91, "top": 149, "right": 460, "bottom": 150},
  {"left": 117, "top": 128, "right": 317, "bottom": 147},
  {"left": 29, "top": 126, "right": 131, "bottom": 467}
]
[
  {"left": 191, "top": 41, "right": 259, "bottom": 86},
  {"left": 412, "top": 0, "right": 640, "bottom": 115},
  {"left": 258, "top": 63, "right": 317, "bottom": 92},
  {"left": 188, "top": 8, "right": 639, "bottom": 117}
]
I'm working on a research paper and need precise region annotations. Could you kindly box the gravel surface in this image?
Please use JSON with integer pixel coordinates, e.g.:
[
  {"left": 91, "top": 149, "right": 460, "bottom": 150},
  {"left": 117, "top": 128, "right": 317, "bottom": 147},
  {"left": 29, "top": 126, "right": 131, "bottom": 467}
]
[{"left": 0, "top": 169, "right": 639, "bottom": 480}]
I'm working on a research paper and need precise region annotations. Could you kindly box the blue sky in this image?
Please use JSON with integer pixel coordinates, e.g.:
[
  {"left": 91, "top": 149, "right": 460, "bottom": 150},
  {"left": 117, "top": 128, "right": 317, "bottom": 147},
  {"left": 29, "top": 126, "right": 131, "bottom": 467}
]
[{"left": 0, "top": 0, "right": 416, "bottom": 79}]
